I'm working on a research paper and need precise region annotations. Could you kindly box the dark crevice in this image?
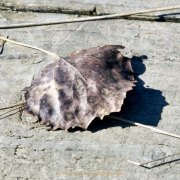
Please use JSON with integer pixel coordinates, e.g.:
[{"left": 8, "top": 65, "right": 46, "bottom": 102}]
[{"left": 0, "top": 3, "right": 98, "bottom": 16}]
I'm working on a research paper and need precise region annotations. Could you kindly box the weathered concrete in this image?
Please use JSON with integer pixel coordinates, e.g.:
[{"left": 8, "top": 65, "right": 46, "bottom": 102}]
[{"left": 0, "top": 3, "right": 180, "bottom": 180}]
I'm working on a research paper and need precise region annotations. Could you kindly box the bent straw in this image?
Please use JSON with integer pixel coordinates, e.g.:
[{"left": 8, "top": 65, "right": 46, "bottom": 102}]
[
  {"left": 110, "top": 116, "right": 180, "bottom": 139},
  {"left": 0, "top": 6, "right": 179, "bottom": 29}
]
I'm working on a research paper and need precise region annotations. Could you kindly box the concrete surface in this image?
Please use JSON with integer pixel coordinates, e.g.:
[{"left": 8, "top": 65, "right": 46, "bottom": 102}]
[{"left": 0, "top": 1, "right": 180, "bottom": 179}]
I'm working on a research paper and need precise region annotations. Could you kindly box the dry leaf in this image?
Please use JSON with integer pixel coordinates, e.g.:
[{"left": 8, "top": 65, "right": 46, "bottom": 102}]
[{"left": 24, "top": 45, "right": 135, "bottom": 130}]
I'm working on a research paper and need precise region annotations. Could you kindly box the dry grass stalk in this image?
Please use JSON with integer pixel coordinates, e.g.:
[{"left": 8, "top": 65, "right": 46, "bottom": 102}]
[
  {"left": 0, "top": 5, "right": 179, "bottom": 29},
  {"left": 0, "top": 106, "right": 23, "bottom": 116},
  {"left": 0, "top": 36, "right": 88, "bottom": 83},
  {"left": 0, "top": 108, "right": 23, "bottom": 120},
  {"left": 0, "top": 36, "right": 59, "bottom": 59},
  {"left": 0, "top": 102, "right": 24, "bottom": 111},
  {"left": 110, "top": 116, "right": 180, "bottom": 139},
  {"left": 0, "top": 102, "right": 24, "bottom": 119}
]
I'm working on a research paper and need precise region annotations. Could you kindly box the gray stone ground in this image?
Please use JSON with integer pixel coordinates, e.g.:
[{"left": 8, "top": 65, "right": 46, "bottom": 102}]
[{"left": 0, "top": 1, "right": 180, "bottom": 179}]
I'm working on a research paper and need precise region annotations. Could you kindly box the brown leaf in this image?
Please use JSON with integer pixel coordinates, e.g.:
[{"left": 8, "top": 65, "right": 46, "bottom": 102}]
[{"left": 24, "top": 45, "right": 135, "bottom": 130}]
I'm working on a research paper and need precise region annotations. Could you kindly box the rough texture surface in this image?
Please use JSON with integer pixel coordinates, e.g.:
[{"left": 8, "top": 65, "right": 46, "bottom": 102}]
[
  {"left": 25, "top": 45, "right": 134, "bottom": 130},
  {"left": 0, "top": 1, "right": 180, "bottom": 179}
]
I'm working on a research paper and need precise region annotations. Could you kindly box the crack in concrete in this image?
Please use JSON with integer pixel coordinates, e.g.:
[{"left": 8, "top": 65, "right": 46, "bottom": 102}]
[
  {"left": 0, "top": 3, "right": 97, "bottom": 16},
  {"left": 14, "top": 144, "right": 20, "bottom": 155}
]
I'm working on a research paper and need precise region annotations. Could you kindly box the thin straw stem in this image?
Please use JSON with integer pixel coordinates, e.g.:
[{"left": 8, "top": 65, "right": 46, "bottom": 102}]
[
  {"left": 0, "top": 6, "right": 179, "bottom": 29},
  {"left": 0, "top": 36, "right": 88, "bottom": 84},
  {"left": 0, "top": 108, "right": 23, "bottom": 120},
  {"left": 0, "top": 102, "right": 25, "bottom": 111},
  {"left": 110, "top": 116, "right": 180, "bottom": 139},
  {"left": 0, "top": 36, "right": 59, "bottom": 59},
  {"left": 0, "top": 106, "right": 24, "bottom": 117}
]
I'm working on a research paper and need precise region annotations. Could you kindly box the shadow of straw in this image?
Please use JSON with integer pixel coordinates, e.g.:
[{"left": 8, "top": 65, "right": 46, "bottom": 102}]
[
  {"left": 157, "top": 12, "right": 180, "bottom": 22},
  {"left": 141, "top": 158, "right": 180, "bottom": 169},
  {"left": 134, "top": 153, "right": 180, "bottom": 169}
]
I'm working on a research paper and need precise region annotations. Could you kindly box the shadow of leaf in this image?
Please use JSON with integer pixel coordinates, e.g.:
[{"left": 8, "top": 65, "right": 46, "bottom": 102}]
[{"left": 87, "top": 55, "right": 168, "bottom": 132}]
